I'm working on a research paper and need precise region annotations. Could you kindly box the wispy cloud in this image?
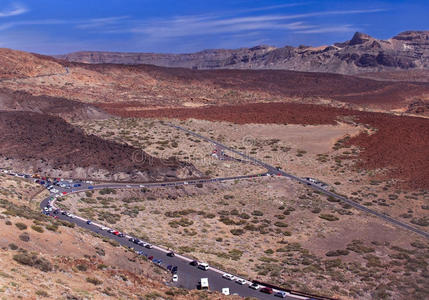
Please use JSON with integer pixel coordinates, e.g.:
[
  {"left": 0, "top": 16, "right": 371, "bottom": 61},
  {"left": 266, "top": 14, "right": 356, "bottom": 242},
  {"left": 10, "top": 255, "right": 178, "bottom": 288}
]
[
  {"left": 237, "top": 2, "right": 311, "bottom": 14},
  {"left": 127, "top": 8, "right": 385, "bottom": 39},
  {"left": 0, "top": 19, "right": 73, "bottom": 31},
  {"left": 0, "top": 2, "right": 28, "bottom": 18},
  {"left": 296, "top": 24, "right": 357, "bottom": 34},
  {"left": 75, "top": 16, "right": 130, "bottom": 29}
]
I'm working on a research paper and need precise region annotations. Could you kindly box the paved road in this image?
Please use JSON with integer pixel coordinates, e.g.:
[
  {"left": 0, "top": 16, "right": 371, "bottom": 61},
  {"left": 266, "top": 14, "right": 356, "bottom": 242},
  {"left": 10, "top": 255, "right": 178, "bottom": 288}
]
[
  {"left": 8, "top": 120, "right": 427, "bottom": 300},
  {"left": 167, "top": 123, "right": 429, "bottom": 240},
  {"left": 40, "top": 175, "right": 308, "bottom": 300}
]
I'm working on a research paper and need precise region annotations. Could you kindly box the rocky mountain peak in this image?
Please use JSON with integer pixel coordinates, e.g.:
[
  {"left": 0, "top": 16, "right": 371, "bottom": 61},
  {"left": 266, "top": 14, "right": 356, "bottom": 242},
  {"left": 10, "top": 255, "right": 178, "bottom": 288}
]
[
  {"left": 393, "top": 31, "right": 429, "bottom": 42},
  {"left": 349, "top": 32, "right": 374, "bottom": 45}
]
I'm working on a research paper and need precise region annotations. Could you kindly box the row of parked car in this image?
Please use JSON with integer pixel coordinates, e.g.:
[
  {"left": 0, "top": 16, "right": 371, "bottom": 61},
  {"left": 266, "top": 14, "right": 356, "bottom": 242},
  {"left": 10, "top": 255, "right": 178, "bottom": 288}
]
[{"left": 221, "top": 273, "right": 288, "bottom": 297}]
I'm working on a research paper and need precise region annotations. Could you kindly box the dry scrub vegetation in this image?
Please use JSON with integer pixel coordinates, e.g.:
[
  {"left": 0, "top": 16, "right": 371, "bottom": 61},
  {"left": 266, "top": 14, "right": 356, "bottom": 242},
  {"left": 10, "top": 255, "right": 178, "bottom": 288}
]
[
  {"left": 73, "top": 118, "right": 266, "bottom": 178},
  {"left": 0, "top": 175, "right": 231, "bottom": 299},
  {"left": 65, "top": 117, "right": 429, "bottom": 299},
  {"left": 63, "top": 178, "right": 428, "bottom": 300}
]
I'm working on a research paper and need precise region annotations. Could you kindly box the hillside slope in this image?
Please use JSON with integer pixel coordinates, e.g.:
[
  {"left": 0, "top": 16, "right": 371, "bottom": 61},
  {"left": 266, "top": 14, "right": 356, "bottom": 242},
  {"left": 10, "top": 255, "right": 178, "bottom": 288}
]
[
  {"left": 0, "top": 111, "right": 199, "bottom": 181},
  {"left": 1, "top": 48, "right": 429, "bottom": 112}
]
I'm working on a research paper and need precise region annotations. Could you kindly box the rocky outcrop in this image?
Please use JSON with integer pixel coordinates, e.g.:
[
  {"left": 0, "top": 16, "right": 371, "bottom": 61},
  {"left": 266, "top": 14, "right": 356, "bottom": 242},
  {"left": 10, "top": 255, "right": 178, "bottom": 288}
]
[{"left": 55, "top": 31, "right": 429, "bottom": 75}]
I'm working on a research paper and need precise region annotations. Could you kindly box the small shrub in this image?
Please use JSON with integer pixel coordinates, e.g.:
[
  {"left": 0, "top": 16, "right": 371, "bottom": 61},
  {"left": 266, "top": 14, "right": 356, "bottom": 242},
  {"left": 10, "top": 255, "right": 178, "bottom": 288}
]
[
  {"left": 319, "top": 214, "right": 339, "bottom": 221},
  {"left": 264, "top": 249, "right": 274, "bottom": 255},
  {"left": 86, "top": 277, "right": 103, "bottom": 285},
  {"left": 31, "top": 225, "right": 44, "bottom": 233},
  {"left": 45, "top": 224, "right": 58, "bottom": 232},
  {"left": 15, "top": 222, "right": 27, "bottom": 230},
  {"left": 411, "top": 217, "right": 429, "bottom": 227},
  {"left": 5, "top": 220, "right": 12, "bottom": 225},
  {"left": 230, "top": 228, "right": 244, "bottom": 236},
  {"left": 19, "top": 232, "right": 30, "bottom": 242},
  {"left": 274, "top": 221, "right": 288, "bottom": 227},
  {"left": 76, "top": 264, "right": 88, "bottom": 271},
  {"left": 8, "top": 243, "right": 18, "bottom": 250},
  {"left": 326, "top": 250, "right": 350, "bottom": 257},
  {"left": 35, "top": 290, "right": 49, "bottom": 297},
  {"left": 252, "top": 210, "right": 264, "bottom": 216}
]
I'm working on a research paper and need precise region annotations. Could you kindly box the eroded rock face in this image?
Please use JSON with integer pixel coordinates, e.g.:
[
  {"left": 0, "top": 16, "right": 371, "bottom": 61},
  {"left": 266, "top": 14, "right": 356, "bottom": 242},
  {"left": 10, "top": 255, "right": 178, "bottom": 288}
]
[{"left": 56, "top": 31, "right": 429, "bottom": 75}]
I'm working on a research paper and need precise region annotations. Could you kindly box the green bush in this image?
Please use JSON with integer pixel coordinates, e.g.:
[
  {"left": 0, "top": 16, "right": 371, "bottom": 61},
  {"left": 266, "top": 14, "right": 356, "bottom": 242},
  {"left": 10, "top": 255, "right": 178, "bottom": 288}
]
[
  {"left": 274, "top": 221, "right": 288, "bottom": 227},
  {"left": 13, "top": 253, "right": 52, "bottom": 272},
  {"left": 86, "top": 277, "right": 103, "bottom": 285},
  {"left": 31, "top": 225, "right": 44, "bottom": 233},
  {"left": 8, "top": 243, "right": 18, "bottom": 250},
  {"left": 35, "top": 290, "right": 49, "bottom": 297},
  {"left": 19, "top": 233, "right": 30, "bottom": 242},
  {"left": 230, "top": 228, "right": 245, "bottom": 236},
  {"left": 319, "top": 214, "right": 339, "bottom": 221},
  {"left": 76, "top": 264, "right": 88, "bottom": 271},
  {"left": 252, "top": 210, "right": 264, "bottom": 216},
  {"left": 15, "top": 222, "right": 27, "bottom": 230},
  {"left": 325, "top": 250, "right": 350, "bottom": 257}
]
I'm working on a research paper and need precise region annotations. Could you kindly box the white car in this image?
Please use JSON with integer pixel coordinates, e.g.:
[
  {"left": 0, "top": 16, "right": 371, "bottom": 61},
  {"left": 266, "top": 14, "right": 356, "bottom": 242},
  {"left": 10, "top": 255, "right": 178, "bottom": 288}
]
[
  {"left": 198, "top": 263, "right": 209, "bottom": 271},
  {"left": 235, "top": 278, "right": 246, "bottom": 285},
  {"left": 172, "top": 274, "right": 178, "bottom": 282},
  {"left": 222, "top": 288, "right": 230, "bottom": 295},
  {"left": 274, "top": 291, "right": 288, "bottom": 298},
  {"left": 222, "top": 273, "right": 235, "bottom": 281},
  {"left": 249, "top": 283, "right": 261, "bottom": 290}
]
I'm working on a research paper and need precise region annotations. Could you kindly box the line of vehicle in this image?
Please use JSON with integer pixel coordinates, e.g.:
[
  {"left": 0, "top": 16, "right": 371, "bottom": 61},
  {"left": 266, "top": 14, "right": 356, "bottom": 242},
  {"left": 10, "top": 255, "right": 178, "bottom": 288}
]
[{"left": 41, "top": 175, "right": 307, "bottom": 300}]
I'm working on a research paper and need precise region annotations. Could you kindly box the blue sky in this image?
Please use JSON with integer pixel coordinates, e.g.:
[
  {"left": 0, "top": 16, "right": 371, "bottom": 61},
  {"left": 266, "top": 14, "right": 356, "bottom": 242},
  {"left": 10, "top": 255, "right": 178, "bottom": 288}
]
[{"left": 0, "top": 0, "right": 428, "bottom": 54}]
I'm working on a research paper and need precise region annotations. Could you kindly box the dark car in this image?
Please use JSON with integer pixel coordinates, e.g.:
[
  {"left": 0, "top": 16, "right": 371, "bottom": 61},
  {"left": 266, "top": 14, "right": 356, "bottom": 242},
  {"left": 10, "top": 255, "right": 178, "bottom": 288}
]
[
  {"left": 189, "top": 260, "right": 198, "bottom": 266},
  {"left": 171, "top": 266, "right": 178, "bottom": 274},
  {"left": 148, "top": 256, "right": 153, "bottom": 260},
  {"left": 118, "top": 233, "right": 124, "bottom": 237},
  {"left": 260, "top": 287, "right": 273, "bottom": 294},
  {"left": 129, "top": 237, "right": 136, "bottom": 242},
  {"left": 167, "top": 251, "right": 175, "bottom": 257},
  {"left": 167, "top": 265, "right": 173, "bottom": 271},
  {"left": 61, "top": 211, "right": 67, "bottom": 215},
  {"left": 86, "top": 220, "right": 92, "bottom": 225}
]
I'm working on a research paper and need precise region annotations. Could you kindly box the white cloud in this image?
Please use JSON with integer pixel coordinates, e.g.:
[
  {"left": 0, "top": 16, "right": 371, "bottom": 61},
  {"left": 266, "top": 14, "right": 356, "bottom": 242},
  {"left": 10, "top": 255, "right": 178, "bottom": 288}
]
[
  {"left": 75, "top": 16, "right": 130, "bottom": 29},
  {"left": 0, "top": 2, "right": 28, "bottom": 18},
  {"left": 127, "top": 8, "right": 385, "bottom": 39},
  {"left": 295, "top": 24, "right": 357, "bottom": 34}
]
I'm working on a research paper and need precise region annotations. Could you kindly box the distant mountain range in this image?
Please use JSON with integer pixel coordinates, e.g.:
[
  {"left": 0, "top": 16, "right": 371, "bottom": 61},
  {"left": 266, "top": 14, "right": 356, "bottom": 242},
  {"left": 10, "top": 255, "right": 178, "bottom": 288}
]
[{"left": 55, "top": 31, "right": 429, "bottom": 74}]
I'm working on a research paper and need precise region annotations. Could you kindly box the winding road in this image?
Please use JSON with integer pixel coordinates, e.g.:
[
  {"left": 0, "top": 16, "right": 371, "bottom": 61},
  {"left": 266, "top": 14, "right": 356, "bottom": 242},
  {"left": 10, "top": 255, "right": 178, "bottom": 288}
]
[
  {"left": 5, "top": 120, "right": 427, "bottom": 300},
  {"left": 167, "top": 123, "right": 429, "bottom": 240}
]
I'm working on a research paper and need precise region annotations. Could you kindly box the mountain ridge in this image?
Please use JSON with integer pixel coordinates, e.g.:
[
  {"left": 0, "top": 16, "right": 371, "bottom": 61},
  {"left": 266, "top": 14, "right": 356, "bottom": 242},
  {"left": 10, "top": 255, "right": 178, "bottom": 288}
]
[{"left": 55, "top": 30, "right": 429, "bottom": 75}]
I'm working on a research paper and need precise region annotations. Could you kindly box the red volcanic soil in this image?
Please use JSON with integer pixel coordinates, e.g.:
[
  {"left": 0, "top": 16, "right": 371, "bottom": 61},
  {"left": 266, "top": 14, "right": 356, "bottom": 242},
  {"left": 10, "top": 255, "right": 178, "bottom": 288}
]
[
  {"left": 86, "top": 63, "right": 429, "bottom": 108},
  {"left": 99, "top": 102, "right": 343, "bottom": 125},
  {"left": 99, "top": 102, "right": 429, "bottom": 189},
  {"left": 345, "top": 113, "right": 429, "bottom": 190}
]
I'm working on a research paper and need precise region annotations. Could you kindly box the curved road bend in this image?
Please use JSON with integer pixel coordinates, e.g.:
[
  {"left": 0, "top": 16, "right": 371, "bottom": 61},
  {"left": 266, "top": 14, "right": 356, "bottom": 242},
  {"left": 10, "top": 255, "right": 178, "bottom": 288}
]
[
  {"left": 167, "top": 123, "right": 429, "bottom": 240},
  {"left": 41, "top": 175, "right": 309, "bottom": 300}
]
